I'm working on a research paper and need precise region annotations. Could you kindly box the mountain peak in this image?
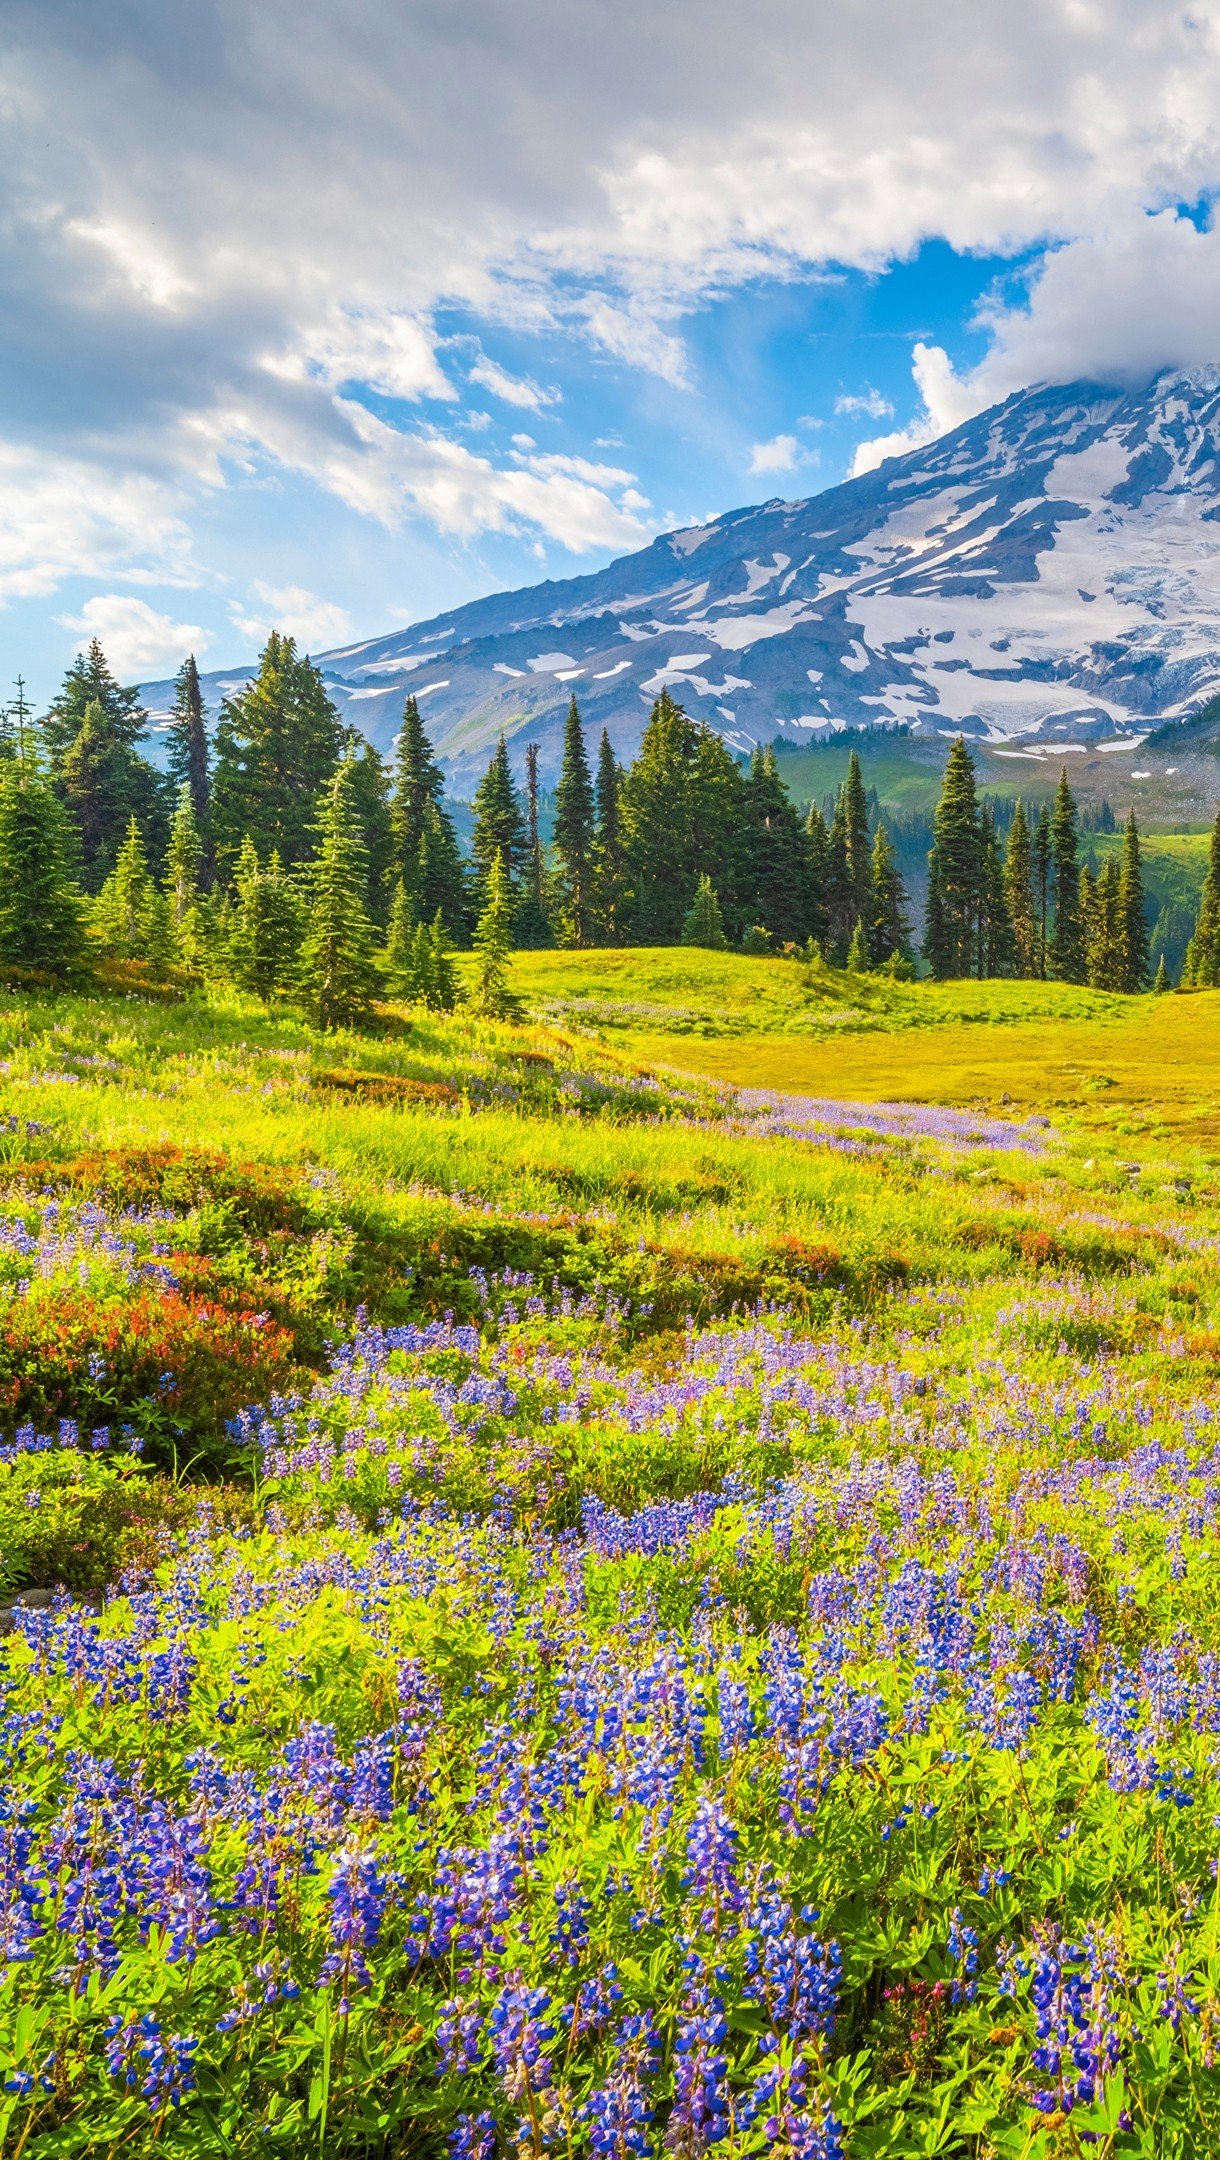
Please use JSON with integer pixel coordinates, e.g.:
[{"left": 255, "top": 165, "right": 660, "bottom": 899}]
[{"left": 143, "top": 369, "right": 1220, "bottom": 783}]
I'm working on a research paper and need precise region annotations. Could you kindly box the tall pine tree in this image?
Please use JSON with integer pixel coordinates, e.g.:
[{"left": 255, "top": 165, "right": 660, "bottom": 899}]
[
  {"left": 552, "top": 698, "right": 596, "bottom": 946},
  {"left": 388, "top": 696, "right": 465, "bottom": 935},
  {"left": 1185, "top": 807, "right": 1220, "bottom": 985},
  {"left": 841, "top": 750, "right": 872, "bottom": 932},
  {"left": 867, "top": 824, "right": 912, "bottom": 967},
  {"left": 593, "top": 730, "right": 627, "bottom": 945},
  {"left": 341, "top": 727, "right": 394, "bottom": 923},
  {"left": 743, "top": 746, "right": 814, "bottom": 946},
  {"left": 1048, "top": 769, "right": 1086, "bottom": 984},
  {"left": 166, "top": 655, "right": 211, "bottom": 861},
  {"left": 923, "top": 738, "right": 982, "bottom": 979},
  {"left": 1003, "top": 800, "right": 1038, "bottom": 977},
  {"left": 1118, "top": 809, "right": 1150, "bottom": 993},
  {"left": 470, "top": 736, "right": 528, "bottom": 910},
  {"left": 620, "top": 691, "right": 744, "bottom": 942},
  {"left": 211, "top": 634, "right": 343, "bottom": 880},
  {"left": 472, "top": 851, "right": 518, "bottom": 1018},
  {"left": 0, "top": 753, "right": 87, "bottom": 982},
  {"left": 299, "top": 758, "right": 381, "bottom": 1027}
]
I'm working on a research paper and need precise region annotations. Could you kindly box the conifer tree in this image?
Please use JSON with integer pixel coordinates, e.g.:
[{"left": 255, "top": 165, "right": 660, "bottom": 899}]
[
  {"left": 470, "top": 736, "right": 528, "bottom": 910},
  {"left": 228, "top": 846, "right": 303, "bottom": 1001},
  {"left": 841, "top": 749, "right": 872, "bottom": 930},
  {"left": 824, "top": 789, "right": 853, "bottom": 961},
  {"left": 299, "top": 758, "right": 381, "bottom": 1028},
  {"left": 593, "top": 730, "right": 627, "bottom": 945},
  {"left": 56, "top": 688, "right": 168, "bottom": 891},
  {"left": 1153, "top": 953, "right": 1171, "bottom": 993},
  {"left": 552, "top": 698, "right": 596, "bottom": 946},
  {"left": 342, "top": 729, "right": 394, "bottom": 923},
  {"left": 680, "top": 875, "right": 727, "bottom": 949},
  {"left": 979, "top": 806, "right": 1016, "bottom": 977},
  {"left": 0, "top": 754, "right": 87, "bottom": 982},
  {"left": 1032, "top": 805, "right": 1052, "bottom": 978},
  {"left": 43, "top": 639, "right": 146, "bottom": 771},
  {"left": 804, "top": 801, "right": 831, "bottom": 952},
  {"left": 1118, "top": 809, "right": 1150, "bottom": 993},
  {"left": 620, "top": 691, "right": 744, "bottom": 942},
  {"left": 1081, "top": 862, "right": 1101, "bottom": 984},
  {"left": 425, "top": 913, "right": 459, "bottom": 1012},
  {"left": 1048, "top": 769, "right": 1086, "bottom": 983},
  {"left": 166, "top": 655, "right": 211, "bottom": 858},
  {"left": 846, "top": 918, "right": 870, "bottom": 972},
  {"left": 1003, "top": 801, "right": 1038, "bottom": 977},
  {"left": 211, "top": 634, "right": 343, "bottom": 879},
  {"left": 1184, "top": 807, "right": 1220, "bottom": 985},
  {"left": 384, "top": 878, "right": 417, "bottom": 997},
  {"left": 867, "top": 824, "right": 911, "bottom": 966},
  {"left": 515, "top": 742, "right": 553, "bottom": 949},
  {"left": 95, "top": 817, "right": 158, "bottom": 961},
  {"left": 164, "top": 786, "right": 202, "bottom": 926},
  {"left": 1089, "top": 856, "right": 1123, "bottom": 989},
  {"left": 924, "top": 738, "right": 982, "bottom": 978},
  {"left": 472, "top": 851, "right": 518, "bottom": 1018},
  {"left": 389, "top": 697, "right": 466, "bottom": 935},
  {"left": 744, "top": 746, "right": 814, "bottom": 945}
]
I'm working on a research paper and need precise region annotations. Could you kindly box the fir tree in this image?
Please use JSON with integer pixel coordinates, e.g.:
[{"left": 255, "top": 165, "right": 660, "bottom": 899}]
[
  {"left": 841, "top": 750, "right": 872, "bottom": 930},
  {"left": 0, "top": 757, "right": 87, "bottom": 982},
  {"left": 844, "top": 918, "right": 869, "bottom": 972},
  {"left": 425, "top": 912, "right": 459, "bottom": 1011},
  {"left": 384, "top": 878, "right": 417, "bottom": 997},
  {"left": 95, "top": 817, "right": 158, "bottom": 961},
  {"left": 470, "top": 736, "right": 528, "bottom": 909},
  {"left": 867, "top": 824, "right": 911, "bottom": 966},
  {"left": 824, "top": 789, "right": 853, "bottom": 961},
  {"left": 1153, "top": 953, "right": 1171, "bottom": 993},
  {"left": 43, "top": 639, "right": 146, "bottom": 772},
  {"left": 680, "top": 874, "right": 727, "bottom": 949},
  {"left": 166, "top": 655, "right": 210, "bottom": 862},
  {"left": 1048, "top": 769, "right": 1086, "bottom": 983},
  {"left": 1081, "top": 863, "right": 1101, "bottom": 984},
  {"left": 389, "top": 698, "right": 466, "bottom": 935},
  {"left": 229, "top": 847, "right": 303, "bottom": 1001},
  {"left": 593, "top": 730, "right": 627, "bottom": 944},
  {"left": 1090, "top": 856, "right": 1123, "bottom": 990},
  {"left": 1032, "top": 805, "right": 1052, "bottom": 978},
  {"left": 923, "top": 738, "right": 982, "bottom": 979},
  {"left": 56, "top": 691, "right": 168, "bottom": 891},
  {"left": 1003, "top": 800, "right": 1038, "bottom": 978},
  {"left": 342, "top": 729, "right": 394, "bottom": 924},
  {"left": 515, "top": 742, "right": 552, "bottom": 949},
  {"left": 472, "top": 851, "right": 518, "bottom": 1018},
  {"left": 1118, "top": 809, "right": 1150, "bottom": 993},
  {"left": 1184, "top": 808, "right": 1220, "bottom": 985},
  {"left": 979, "top": 805, "right": 1016, "bottom": 977},
  {"left": 299, "top": 758, "right": 381, "bottom": 1028},
  {"left": 211, "top": 634, "right": 343, "bottom": 879},
  {"left": 552, "top": 698, "right": 596, "bottom": 946},
  {"left": 620, "top": 691, "right": 745, "bottom": 942},
  {"left": 164, "top": 787, "right": 202, "bottom": 926},
  {"left": 803, "top": 801, "right": 831, "bottom": 952},
  {"left": 744, "top": 746, "right": 814, "bottom": 945}
]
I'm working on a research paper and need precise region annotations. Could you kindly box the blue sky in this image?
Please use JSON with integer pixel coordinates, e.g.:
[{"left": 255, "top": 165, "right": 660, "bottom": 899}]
[{"left": 3, "top": 1, "right": 1220, "bottom": 704}]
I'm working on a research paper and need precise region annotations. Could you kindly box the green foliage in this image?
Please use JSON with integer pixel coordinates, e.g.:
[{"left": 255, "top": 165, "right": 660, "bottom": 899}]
[
  {"left": 470, "top": 734, "right": 528, "bottom": 908},
  {"left": 744, "top": 744, "right": 815, "bottom": 946},
  {"left": 1049, "top": 764, "right": 1086, "bottom": 982},
  {"left": 210, "top": 633, "right": 344, "bottom": 878},
  {"left": 0, "top": 762, "right": 88, "bottom": 982},
  {"left": 165, "top": 654, "right": 211, "bottom": 859},
  {"left": 471, "top": 850, "right": 518, "bottom": 1016},
  {"left": 866, "top": 822, "right": 911, "bottom": 967},
  {"left": 681, "top": 872, "right": 728, "bottom": 949},
  {"left": 515, "top": 741, "right": 553, "bottom": 949},
  {"left": 621, "top": 689, "right": 746, "bottom": 942},
  {"left": 552, "top": 696, "right": 596, "bottom": 945},
  {"left": 1184, "top": 808, "right": 1220, "bottom": 986},
  {"left": 227, "top": 841, "right": 303, "bottom": 1000},
  {"left": 924, "top": 736, "right": 982, "bottom": 978},
  {"left": 845, "top": 915, "right": 870, "bottom": 971},
  {"left": 94, "top": 817, "right": 163, "bottom": 965},
  {"left": 1003, "top": 797, "right": 1037, "bottom": 976},
  {"left": 593, "top": 727, "right": 627, "bottom": 943},
  {"left": 389, "top": 697, "right": 466, "bottom": 937},
  {"left": 299, "top": 758, "right": 381, "bottom": 1028}
]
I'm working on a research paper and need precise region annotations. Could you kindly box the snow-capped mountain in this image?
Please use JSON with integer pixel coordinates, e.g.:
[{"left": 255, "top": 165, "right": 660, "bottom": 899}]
[{"left": 143, "top": 369, "right": 1220, "bottom": 786}]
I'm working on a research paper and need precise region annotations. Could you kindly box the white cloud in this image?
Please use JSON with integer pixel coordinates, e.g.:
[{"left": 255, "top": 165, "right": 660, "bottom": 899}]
[
  {"left": 228, "top": 582, "right": 353, "bottom": 653},
  {"left": 468, "top": 355, "right": 558, "bottom": 410},
  {"left": 850, "top": 342, "right": 986, "bottom": 474},
  {"left": 511, "top": 432, "right": 537, "bottom": 449},
  {"left": 748, "top": 434, "right": 802, "bottom": 475},
  {"left": 835, "top": 387, "right": 893, "bottom": 420},
  {"left": 58, "top": 595, "right": 208, "bottom": 678},
  {"left": 6, "top": 0, "right": 1220, "bottom": 602}
]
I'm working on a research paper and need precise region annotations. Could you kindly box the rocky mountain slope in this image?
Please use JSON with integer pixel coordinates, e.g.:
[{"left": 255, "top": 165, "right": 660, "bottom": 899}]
[{"left": 142, "top": 368, "right": 1220, "bottom": 788}]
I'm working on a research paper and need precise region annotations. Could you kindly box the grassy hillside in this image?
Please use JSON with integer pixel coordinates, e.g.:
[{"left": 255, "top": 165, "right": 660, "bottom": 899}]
[{"left": 2, "top": 969, "right": 1220, "bottom": 2150}]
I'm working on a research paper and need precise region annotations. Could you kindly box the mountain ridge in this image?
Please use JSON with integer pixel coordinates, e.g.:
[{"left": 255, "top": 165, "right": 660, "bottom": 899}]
[{"left": 140, "top": 367, "right": 1220, "bottom": 790}]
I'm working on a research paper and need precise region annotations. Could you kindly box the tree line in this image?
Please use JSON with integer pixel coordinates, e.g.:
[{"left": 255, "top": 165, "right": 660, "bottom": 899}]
[{"left": 0, "top": 632, "right": 1214, "bottom": 1016}]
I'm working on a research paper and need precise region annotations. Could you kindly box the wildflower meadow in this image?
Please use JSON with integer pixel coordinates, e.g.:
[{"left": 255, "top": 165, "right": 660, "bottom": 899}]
[{"left": 0, "top": 972, "right": 1216, "bottom": 2157}]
